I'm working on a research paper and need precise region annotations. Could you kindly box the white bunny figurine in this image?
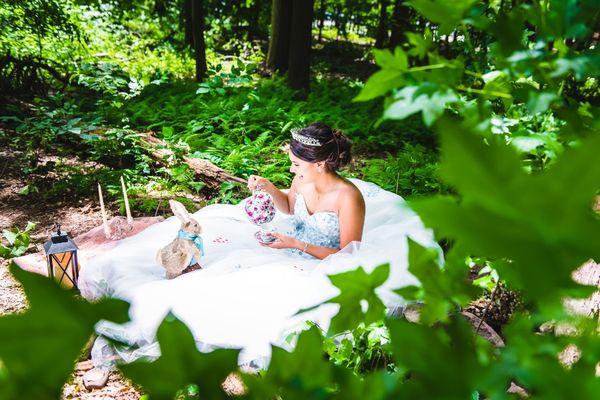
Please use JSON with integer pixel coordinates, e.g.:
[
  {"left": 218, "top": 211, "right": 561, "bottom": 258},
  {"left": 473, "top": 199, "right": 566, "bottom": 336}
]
[{"left": 156, "top": 200, "right": 204, "bottom": 279}]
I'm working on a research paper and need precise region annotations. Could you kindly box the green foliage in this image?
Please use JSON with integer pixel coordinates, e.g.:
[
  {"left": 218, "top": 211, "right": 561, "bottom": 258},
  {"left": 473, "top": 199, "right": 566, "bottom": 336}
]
[
  {"left": 125, "top": 76, "right": 425, "bottom": 189},
  {"left": 6, "top": 94, "right": 100, "bottom": 151},
  {"left": 0, "top": 264, "right": 129, "bottom": 400},
  {"left": 324, "top": 322, "right": 392, "bottom": 375},
  {"left": 119, "top": 314, "right": 240, "bottom": 400},
  {"left": 396, "top": 240, "right": 477, "bottom": 324},
  {"left": 195, "top": 59, "right": 258, "bottom": 96},
  {"left": 387, "top": 316, "right": 486, "bottom": 399},
  {"left": 356, "top": 143, "right": 448, "bottom": 198},
  {"left": 412, "top": 120, "right": 600, "bottom": 316},
  {"left": 243, "top": 326, "right": 337, "bottom": 400},
  {"left": 305, "top": 264, "right": 390, "bottom": 335},
  {"left": 355, "top": 0, "right": 600, "bottom": 167},
  {"left": 0, "top": 222, "right": 36, "bottom": 259}
]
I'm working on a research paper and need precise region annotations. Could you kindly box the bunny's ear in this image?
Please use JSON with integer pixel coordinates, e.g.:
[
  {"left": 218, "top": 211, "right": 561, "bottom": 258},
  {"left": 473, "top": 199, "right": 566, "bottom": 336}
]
[{"left": 169, "top": 200, "right": 191, "bottom": 223}]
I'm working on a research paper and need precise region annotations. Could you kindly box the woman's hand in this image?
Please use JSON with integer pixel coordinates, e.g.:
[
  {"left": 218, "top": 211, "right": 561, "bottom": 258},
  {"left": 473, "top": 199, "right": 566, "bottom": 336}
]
[
  {"left": 248, "top": 175, "right": 274, "bottom": 193},
  {"left": 260, "top": 232, "right": 300, "bottom": 250}
]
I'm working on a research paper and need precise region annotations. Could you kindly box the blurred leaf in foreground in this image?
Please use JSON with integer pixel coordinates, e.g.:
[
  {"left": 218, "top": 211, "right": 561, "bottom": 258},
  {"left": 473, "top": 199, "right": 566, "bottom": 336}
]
[
  {"left": 396, "top": 240, "right": 477, "bottom": 324},
  {"left": 0, "top": 263, "right": 129, "bottom": 400},
  {"left": 243, "top": 326, "right": 337, "bottom": 400},
  {"left": 412, "top": 118, "right": 600, "bottom": 316},
  {"left": 323, "top": 264, "right": 390, "bottom": 335},
  {"left": 388, "top": 316, "right": 485, "bottom": 399},
  {"left": 119, "top": 313, "right": 240, "bottom": 400}
]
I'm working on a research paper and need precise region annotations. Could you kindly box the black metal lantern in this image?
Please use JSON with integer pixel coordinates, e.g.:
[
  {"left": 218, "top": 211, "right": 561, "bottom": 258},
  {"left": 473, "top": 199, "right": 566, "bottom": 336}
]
[{"left": 43, "top": 224, "right": 80, "bottom": 289}]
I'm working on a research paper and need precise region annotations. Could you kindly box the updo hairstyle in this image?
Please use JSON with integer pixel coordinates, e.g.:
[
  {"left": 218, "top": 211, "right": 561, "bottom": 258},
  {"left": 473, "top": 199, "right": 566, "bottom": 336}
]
[{"left": 289, "top": 122, "right": 352, "bottom": 172}]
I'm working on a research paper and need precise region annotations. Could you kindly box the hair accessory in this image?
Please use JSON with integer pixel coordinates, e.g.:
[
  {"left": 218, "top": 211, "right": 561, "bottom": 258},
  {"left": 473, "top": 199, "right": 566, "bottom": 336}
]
[{"left": 291, "top": 128, "right": 322, "bottom": 146}]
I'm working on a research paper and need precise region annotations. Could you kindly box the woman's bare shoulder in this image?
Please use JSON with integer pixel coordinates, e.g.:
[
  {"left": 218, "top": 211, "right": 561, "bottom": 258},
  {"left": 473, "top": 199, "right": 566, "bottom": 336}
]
[{"left": 338, "top": 179, "right": 365, "bottom": 206}]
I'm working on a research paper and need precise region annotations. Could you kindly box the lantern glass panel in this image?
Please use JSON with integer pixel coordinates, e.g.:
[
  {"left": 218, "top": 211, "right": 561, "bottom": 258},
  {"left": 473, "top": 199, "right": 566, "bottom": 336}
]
[{"left": 48, "top": 251, "right": 78, "bottom": 289}]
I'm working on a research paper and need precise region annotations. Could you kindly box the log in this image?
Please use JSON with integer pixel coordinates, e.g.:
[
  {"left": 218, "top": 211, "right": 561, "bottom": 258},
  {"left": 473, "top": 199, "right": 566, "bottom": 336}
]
[{"left": 138, "top": 130, "right": 246, "bottom": 191}]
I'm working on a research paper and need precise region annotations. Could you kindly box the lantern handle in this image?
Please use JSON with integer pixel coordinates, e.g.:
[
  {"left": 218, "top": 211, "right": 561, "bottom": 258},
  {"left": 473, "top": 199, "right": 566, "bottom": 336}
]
[{"left": 54, "top": 222, "right": 61, "bottom": 236}]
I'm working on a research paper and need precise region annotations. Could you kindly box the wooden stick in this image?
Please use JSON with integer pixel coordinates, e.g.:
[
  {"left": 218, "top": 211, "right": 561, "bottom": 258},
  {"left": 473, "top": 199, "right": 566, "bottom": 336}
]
[
  {"left": 120, "top": 176, "right": 133, "bottom": 224},
  {"left": 98, "top": 184, "right": 109, "bottom": 237}
]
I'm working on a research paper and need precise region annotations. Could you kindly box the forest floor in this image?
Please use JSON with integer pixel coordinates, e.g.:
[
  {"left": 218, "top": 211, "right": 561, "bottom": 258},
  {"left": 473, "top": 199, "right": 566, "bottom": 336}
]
[{"left": 0, "top": 147, "right": 144, "bottom": 399}]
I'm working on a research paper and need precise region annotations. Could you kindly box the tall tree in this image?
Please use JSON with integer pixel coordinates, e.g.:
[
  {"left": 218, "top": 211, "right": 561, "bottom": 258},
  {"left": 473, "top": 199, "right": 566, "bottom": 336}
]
[
  {"left": 288, "top": 0, "right": 314, "bottom": 91},
  {"left": 266, "top": 0, "right": 293, "bottom": 72},
  {"left": 375, "top": 0, "right": 389, "bottom": 48},
  {"left": 317, "top": 0, "right": 327, "bottom": 43},
  {"left": 183, "top": 0, "right": 194, "bottom": 48},
  {"left": 153, "top": 0, "right": 168, "bottom": 16},
  {"left": 191, "top": 0, "right": 207, "bottom": 81},
  {"left": 267, "top": 0, "right": 314, "bottom": 91},
  {"left": 389, "top": 0, "right": 411, "bottom": 49}
]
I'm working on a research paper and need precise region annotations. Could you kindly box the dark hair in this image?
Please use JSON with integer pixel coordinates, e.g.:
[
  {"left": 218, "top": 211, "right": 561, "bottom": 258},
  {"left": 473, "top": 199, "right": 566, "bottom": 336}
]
[{"left": 290, "top": 122, "right": 352, "bottom": 172}]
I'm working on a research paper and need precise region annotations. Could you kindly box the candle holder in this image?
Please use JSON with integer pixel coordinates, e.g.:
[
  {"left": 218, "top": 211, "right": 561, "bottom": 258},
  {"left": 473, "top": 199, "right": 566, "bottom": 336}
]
[{"left": 43, "top": 223, "right": 80, "bottom": 289}]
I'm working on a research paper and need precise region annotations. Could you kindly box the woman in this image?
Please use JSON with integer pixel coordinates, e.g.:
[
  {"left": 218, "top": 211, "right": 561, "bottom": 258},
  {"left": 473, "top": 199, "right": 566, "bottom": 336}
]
[
  {"left": 79, "top": 122, "right": 441, "bottom": 372},
  {"left": 248, "top": 122, "right": 365, "bottom": 260}
]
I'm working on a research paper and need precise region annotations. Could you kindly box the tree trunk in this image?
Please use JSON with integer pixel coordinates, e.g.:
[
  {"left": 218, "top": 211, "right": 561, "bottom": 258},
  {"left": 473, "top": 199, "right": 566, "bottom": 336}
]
[
  {"left": 288, "top": 0, "right": 314, "bottom": 91},
  {"left": 317, "top": 0, "right": 326, "bottom": 43},
  {"left": 389, "top": 0, "right": 411, "bottom": 49},
  {"left": 247, "top": 0, "right": 261, "bottom": 40},
  {"left": 333, "top": 4, "right": 341, "bottom": 40},
  {"left": 266, "top": 0, "right": 293, "bottom": 72},
  {"left": 191, "top": 0, "right": 207, "bottom": 81},
  {"left": 183, "top": 0, "right": 194, "bottom": 48},
  {"left": 375, "top": 0, "right": 389, "bottom": 48},
  {"left": 154, "top": 0, "right": 168, "bottom": 16},
  {"left": 138, "top": 131, "right": 246, "bottom": 192}
]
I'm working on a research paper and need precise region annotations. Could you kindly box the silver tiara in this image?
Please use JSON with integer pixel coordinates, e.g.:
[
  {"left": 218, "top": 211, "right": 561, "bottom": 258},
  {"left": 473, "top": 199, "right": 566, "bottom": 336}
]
[{"left": 291, "top": 128, "right": 322, "bottom": 146}]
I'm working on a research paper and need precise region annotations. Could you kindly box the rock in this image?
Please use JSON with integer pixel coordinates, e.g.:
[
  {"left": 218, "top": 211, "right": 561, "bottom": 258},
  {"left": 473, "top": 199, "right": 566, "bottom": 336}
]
[
  {"left": 402, "top": 303, "right": 422, "bottom": 323},
  {"left": 83, "top": 368, "right": 110, "bottom": 390},
  {"left": 222, "top": 373, "right": 246, "bottom": 396},
  {"left": 507, "top": 381, "right": 529, "bottom": 398}
]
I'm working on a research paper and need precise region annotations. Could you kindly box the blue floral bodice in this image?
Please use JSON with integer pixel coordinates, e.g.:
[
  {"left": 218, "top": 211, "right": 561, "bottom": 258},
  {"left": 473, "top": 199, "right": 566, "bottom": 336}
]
[{"left": 286, "top": 192, "right": 340, "bottom": 258}]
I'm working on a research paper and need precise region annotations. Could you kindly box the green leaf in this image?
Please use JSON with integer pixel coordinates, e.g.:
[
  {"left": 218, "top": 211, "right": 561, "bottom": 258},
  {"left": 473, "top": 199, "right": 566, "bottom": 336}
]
[
  {"left": 482, "top": 70, "right": 513, "bottom": 106},
  {"left": 120, "top": 314, "right": 240, "bottom": 400},
  {"left": 332, "top": 370, "right": 400, "bottom": 400},
  {"left": 306, "top": 264, "right": 390, "bottom": 335},
  {"left": 384, "top": 85, "right": 459, "bottom": 126},
  {"left": 243, "top": 326, "right": 337, "bottom": 400},
  {"left": 488, "top": 10, "right": 526, "bottom": 57},
  {"left": 354, "top": 48, "right": 409, "bottom": 102},
  {"left": 23, "top": 222, "right": 36, "bottom": 233},
  {"left": 354, "top": 70, "right": 405, "bottom": 102},
  {"left": 526, "top": 90, "right": 559, "bottom": 114},
  {"left": 1, "top": 229, "right": 18, "bottom": 246},
  {"left": 388, "top": 316, "right": 485, "bottom": 398},
  {"left": 0, "top": 263, "right": 129, "bottom": 400},
  {"left": 411, "top": 119, "right": 600, "bottom": 315},
  {"left": 396, "top": 240, "right": 476, "bottom": 324},
  {"left": 407, "top": 0, "right": 478, "bottom": 34},
  {"left": 481, "top": 315, "right": 600, "bottom": 398},
  {"left": 406, "top": 29, "right": 434, "bottom": 59},
  {"left": 373, "top": 47, "right": 408, "bottom": 71},
  {"left": 0, "top": 244, "right": 11, "bottom": 259}
]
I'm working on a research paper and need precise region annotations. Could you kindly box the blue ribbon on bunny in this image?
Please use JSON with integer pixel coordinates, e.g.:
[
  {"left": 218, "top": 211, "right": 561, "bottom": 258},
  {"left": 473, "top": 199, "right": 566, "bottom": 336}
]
[{"left": 178, "top": 229, "right": 204, "bottom": 265}]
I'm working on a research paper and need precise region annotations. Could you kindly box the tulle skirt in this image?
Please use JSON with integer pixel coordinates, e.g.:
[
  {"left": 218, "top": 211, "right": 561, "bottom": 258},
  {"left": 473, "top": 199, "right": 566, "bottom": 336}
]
[{"left": 78, "top": 179, "right": 442, "bottom": 369}]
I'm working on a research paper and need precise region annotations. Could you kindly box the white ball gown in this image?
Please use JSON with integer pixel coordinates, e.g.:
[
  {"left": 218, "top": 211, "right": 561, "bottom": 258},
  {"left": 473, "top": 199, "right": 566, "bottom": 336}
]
[{"left": 78, "top": 178, "right": 442, "bottom": 369}]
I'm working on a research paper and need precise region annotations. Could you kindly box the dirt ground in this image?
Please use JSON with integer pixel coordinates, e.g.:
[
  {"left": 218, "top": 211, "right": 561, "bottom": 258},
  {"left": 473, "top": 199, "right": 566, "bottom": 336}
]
[{"left": 0, "top": 148, "right": 144, "bottom": 399}]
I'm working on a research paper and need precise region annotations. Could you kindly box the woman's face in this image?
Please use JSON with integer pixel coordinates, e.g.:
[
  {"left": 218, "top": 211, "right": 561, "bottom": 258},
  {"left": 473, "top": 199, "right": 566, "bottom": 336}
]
[{"left": 289, "top": 150, "right": 320, "bottom": 182}]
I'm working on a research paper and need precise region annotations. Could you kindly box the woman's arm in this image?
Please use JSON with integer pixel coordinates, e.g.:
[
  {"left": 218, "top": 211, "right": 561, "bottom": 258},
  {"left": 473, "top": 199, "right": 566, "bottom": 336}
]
[
  {"left": 337, "top": 188, "right": 366, "bottom": 248},
  {"left": 264, "top": 233, "right": 339, "bottom": 260}
]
